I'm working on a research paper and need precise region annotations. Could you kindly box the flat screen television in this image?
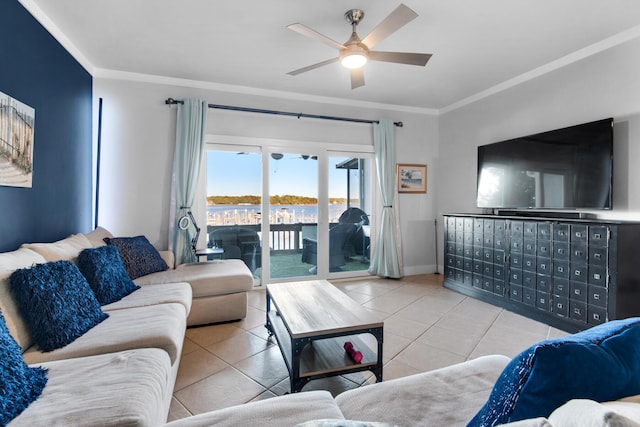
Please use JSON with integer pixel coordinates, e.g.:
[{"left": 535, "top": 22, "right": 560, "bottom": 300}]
[{"left": 476, "top": 118, "right": 613, "bottom": 210}]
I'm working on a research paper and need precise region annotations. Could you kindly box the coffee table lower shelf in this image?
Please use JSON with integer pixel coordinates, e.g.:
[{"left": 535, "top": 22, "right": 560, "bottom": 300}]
[{"left": 266, "top": 310, "right": 382, "bottom": 393}]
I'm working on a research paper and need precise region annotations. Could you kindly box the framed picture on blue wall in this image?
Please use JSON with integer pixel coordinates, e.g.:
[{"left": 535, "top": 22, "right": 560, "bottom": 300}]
[{"left": 0, "top": 90, "right": 35, "bottom": 188}]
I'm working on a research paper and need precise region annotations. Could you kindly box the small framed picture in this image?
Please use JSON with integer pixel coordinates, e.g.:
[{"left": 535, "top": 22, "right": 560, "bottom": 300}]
[{"left": 397, "top": 163, "right": 427, "bottom": 193}]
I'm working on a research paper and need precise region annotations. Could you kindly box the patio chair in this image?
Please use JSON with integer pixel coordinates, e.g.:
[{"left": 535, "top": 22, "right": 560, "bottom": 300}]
[
  {"left": 338, "top": 207, "right": 369, "bottom": 258},
  {"left": 301, "top": 223, "right": 358, "bottom": 272},
  {"left": 208, "top": 226, "right": 262, "bottom": 273}
]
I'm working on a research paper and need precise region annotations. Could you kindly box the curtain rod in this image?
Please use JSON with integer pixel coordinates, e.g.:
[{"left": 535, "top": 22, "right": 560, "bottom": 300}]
[{"left": 164, "top": 98, "right": 403, "bottom": 127}]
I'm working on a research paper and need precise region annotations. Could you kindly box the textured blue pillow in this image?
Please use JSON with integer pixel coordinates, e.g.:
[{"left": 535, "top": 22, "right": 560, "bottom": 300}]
[
  {"left": 9, "top": 261, "right": 109, "bottom": 352},
  {"left": 468, "top": 318, "right": 640, "bottom": 427},
  {"left": 0, "top": 309, "right": 48, "bottom": 425},
  {"left": 104, "top": 236, "right": 168, "bottom": 280},
  {"left": 78, "top": 245, "right": 140, "bottom": 305}
]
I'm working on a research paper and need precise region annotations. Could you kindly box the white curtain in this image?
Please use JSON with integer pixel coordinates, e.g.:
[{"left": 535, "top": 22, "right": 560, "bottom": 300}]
[
  {"left": 171, "top": 98, "right": 208, "bottom": 265},
  {"left": 369, "top": 119, "right": 403, "bottom": 278}
]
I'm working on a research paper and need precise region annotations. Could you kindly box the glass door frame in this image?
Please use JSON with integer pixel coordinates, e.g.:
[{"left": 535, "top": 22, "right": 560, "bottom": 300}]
[
  {"left": 325, "top": 150, "right": 375, "bottom": 280},
  {"left": 203, "top": 135, "right": 375, "bottom": 286}
]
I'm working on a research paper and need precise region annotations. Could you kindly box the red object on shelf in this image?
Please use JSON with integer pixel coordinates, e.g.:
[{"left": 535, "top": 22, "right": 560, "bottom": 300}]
[{"left": 343, "top": 341, "right": 363, "bottom": 363}]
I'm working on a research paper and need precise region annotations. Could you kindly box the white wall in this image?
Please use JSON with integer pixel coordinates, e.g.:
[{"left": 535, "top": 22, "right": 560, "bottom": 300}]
[
  {"left": 93, "top": 78, "right": 439, "bottom": 274},
  {"left": 437, "top": 36, "right": 640, "bottom": 266}
]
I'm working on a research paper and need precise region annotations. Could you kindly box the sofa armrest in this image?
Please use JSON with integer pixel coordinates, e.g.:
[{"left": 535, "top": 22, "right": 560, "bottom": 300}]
[
  {"left": 159, "top": 250, "right": 175, "bottom": 269},
  {"left": 335, "top": 354, "right": 511, "bottom": 427}
]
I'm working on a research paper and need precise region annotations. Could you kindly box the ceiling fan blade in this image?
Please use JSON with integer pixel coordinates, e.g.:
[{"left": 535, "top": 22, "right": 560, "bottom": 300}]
[
  {"left": 287, "top": 57, "right": 340, "bottom": 76},
  {"left": 369, "top": 51, "right": 432, "bottom": 66},
  {"left": 287, "top": 23, "right": 346, "bottom": 51},
  {"left": 350, "top": 68, "right": 365, "bottom": 89},
  {"left": 361, "top": 4, "right": 418, "bottom": 49}
]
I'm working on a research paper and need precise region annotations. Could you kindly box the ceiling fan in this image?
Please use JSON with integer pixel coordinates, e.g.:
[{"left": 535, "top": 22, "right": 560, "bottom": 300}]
[{"left": 286, "top": 4, "right": 432, "bottom": 90}]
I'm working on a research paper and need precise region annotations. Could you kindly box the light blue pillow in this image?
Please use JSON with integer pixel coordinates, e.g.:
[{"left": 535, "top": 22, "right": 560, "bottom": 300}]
[
  {"left": 9, "top": 260, "right": 109, "bottom": 352},
  {"left": 0, "top": 309, "right": 48, "bottom": 424},
  {"left": 468, "top": 318, "right": 640, "bottom": 426}
]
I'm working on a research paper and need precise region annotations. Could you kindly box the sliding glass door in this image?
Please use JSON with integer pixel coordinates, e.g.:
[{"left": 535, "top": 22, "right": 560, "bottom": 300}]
[
  {"left": 205, "top": 148, "right": 262, "bottom": 284},
  {"left": 205, "top": 144, "right": 373, "bottom": 285},
  {"left": 268, "top": 152, "right": 318, "bottom": 280},
  {"left": 327, "top": 155, "right": 372, "bottom": 274}
]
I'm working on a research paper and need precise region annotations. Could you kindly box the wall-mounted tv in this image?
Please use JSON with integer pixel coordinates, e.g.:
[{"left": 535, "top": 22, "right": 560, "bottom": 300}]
[{"left": 476, "top": 118, "right": 613, "bottom": 210}]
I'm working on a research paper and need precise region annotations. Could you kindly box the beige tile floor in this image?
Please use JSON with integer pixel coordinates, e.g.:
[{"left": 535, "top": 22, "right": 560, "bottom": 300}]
[{"left": 168, "top": 274, "right": 569, "bottom": 421}]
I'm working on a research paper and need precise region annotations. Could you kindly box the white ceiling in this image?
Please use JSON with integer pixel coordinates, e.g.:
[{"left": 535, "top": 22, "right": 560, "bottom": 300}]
[{"left": 22, "top": 0, "right": 640, "bottom": 112}]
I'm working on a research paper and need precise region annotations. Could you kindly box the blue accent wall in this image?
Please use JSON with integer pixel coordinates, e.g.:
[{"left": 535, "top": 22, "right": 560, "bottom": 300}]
[{"left": 0, "top": 0, "right": 93, "bottom": 252}]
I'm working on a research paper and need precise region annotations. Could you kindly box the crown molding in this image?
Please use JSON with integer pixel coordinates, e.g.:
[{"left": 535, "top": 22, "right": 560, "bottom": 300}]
[
  {"left": 94, "top": 68, "right": 439, "bottom": 116},
  {"left": 440, "top": 24, "right": 640, "bottom": 114},
  {"left": 18, "top": 0, "right": 95, "bottom": 75},
  {"left": 19, "top": 0, "right": 640, "bottom": 117}
]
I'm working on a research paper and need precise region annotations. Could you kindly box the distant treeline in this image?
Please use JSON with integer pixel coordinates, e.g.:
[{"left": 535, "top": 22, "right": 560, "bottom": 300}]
[{"left": 207, "top": 195, "right": 351, "bottom": 205}]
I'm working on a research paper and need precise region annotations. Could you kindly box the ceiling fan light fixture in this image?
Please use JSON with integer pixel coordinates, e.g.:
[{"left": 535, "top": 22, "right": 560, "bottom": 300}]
[{"left": 341, "top": 52, "right": 368, "bottom": 69}]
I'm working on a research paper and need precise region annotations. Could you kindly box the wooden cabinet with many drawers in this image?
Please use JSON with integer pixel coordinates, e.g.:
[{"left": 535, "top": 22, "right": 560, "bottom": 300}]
[{"left": 443, "top": 214, "right": 640, "bottom": 332}]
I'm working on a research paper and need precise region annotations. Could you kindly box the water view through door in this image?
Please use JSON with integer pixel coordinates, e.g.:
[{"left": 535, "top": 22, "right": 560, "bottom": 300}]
[
  {"left": 206, "top": 148, "right": 371, "bottom": 283},
  {"left": 268, "top": 152, "right": 318, "bottom": 279}
]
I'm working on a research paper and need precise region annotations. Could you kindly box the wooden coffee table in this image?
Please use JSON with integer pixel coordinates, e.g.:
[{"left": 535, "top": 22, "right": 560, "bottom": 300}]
[{"left": 265, "top": 280, "right": 384, "bottom": 393}]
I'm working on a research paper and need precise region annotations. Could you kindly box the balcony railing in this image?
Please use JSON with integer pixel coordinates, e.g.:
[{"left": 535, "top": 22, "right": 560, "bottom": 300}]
[{"left": 207, "top": 223, "right": 313, "bottom": 254}]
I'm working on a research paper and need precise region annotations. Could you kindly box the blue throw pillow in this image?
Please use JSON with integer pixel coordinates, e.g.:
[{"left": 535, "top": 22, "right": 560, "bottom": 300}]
[
  {"left": 468, "top": 318, "right": 640, "bottom": 427},
  {"left": 104, "top": 236, "right": 168, "bottom": 280},
  {"left": 78, "top": 245, "right": 140, "bottom": 305},
  {"left": 9, "top": 260, "right": 109, "bottom": 352},
  {"left": 0, "top": 309, "right": 48, "bottom": 425}
]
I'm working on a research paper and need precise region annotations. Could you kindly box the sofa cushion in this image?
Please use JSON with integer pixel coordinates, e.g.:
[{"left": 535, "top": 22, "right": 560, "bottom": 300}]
[
  {"left": 135, "top": 259, "right": 253, "bottom": 297},
  {"left": 498, "top": 419, "right": 551, "bottom": 427},
  {"left": 548, "top": 399, "right": 640, "bottom": 427},
  {"left": 84, "top": 226, "right": 114, "bottom": 248},
  {"left": 102, "top": 282, "right": 192, "bottom": 315},
  {"left": 10, "top": 349, "right": 172, "bottom": 427},
  {"left": 0, "top": 310, "right": 48, "bottom": 426},
  {"left": 21, "top": 233, "right": 92, "bottom": 263},
  {"left": 78, "top": 245, "right": 140, "bottom": 305},
  {"left": 22, "top": 303, "right": 186, "bottom": 365},
  {"left": 0, "top": 247, "right": 46, "bottom": 351},
  {"left": 165, "top": 390, "right": 345, "bottom": 427},
  {"left": 9, "top": 260, "right": 109, "bottom": 352},
  {"left": 468, "top": 318, "right": 640, "bottom": 426},
  {"left": 105, "top": 236, "right": 169, "bottom": 279},
  {"left": 336, "top": 355, "right": 510, "bottom": 427},
  {"left": 296, "top": 420, "right": 399, "bottom": 427}
]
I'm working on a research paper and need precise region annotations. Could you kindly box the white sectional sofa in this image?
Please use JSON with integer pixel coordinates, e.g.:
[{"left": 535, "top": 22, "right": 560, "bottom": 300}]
[
  {"left": 85, "top": 226, "right": 254, "bottom": 326},
  {"left": 165, "top": 355, "right": 511, "bottom": 427},
  {"left": 3, "top": 229, "right": 640, "bottom": 426},
  {"left": 164, "top": 352, "right": 640, "bottom": 427},
  {"left": 0, "top": 227, "right": 253, "bottom": 426}
]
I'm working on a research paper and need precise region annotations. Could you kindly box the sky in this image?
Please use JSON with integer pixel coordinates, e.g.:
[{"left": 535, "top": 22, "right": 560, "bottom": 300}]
[{"left": 206, "top": 151, "right": 359, "bottom": 199}]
